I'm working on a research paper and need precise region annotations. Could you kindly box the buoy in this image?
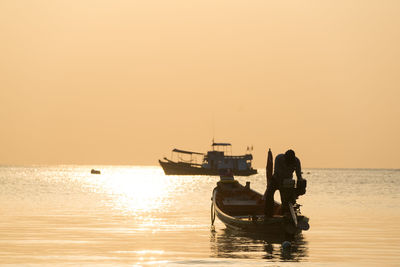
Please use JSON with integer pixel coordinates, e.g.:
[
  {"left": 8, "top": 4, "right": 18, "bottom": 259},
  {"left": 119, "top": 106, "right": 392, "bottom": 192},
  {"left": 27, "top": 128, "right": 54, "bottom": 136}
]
[{"left": 282, "top": 241, "right": 291, "bottom": 249}]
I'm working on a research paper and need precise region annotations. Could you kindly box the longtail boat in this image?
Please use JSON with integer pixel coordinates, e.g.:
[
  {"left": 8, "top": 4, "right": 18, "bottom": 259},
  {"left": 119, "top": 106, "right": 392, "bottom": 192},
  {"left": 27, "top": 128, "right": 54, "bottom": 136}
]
[
  {"left": 211, "top": 179, "right": 309, "bottom": 236},
  {"left": 211, "top": 150, "right": 309, "bottom": 237}
]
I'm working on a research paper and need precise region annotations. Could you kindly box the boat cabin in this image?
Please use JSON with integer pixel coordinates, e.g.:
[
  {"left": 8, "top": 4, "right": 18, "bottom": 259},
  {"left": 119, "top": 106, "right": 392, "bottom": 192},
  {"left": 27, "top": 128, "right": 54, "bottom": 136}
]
[{"left": 202, "top": 142, "right": 253, "bottom": 171}]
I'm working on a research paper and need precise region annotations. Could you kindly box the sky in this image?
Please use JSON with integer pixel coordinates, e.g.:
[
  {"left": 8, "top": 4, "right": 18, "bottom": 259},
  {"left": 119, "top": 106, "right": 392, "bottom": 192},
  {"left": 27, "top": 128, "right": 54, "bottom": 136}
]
[{"left": 0, "top": 1, "right": 399, "bottom": 168}]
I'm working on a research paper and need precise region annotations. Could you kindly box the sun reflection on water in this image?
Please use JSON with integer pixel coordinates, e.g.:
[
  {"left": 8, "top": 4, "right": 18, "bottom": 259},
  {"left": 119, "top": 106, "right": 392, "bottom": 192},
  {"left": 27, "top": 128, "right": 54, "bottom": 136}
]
[{"left": 88, "top": 167, "right": 171, "bottom": 216}]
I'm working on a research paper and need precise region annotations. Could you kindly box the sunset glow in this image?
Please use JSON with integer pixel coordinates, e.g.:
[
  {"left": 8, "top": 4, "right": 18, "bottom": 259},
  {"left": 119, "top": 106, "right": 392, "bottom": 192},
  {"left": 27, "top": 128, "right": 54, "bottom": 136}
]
[{"left": 1, "top": 1, "right": 399, "bottom": 168}]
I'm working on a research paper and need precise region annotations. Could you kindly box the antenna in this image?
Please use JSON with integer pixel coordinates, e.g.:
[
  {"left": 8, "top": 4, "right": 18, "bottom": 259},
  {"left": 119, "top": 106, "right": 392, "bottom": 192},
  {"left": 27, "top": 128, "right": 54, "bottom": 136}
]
[{"left": 212, "top": 112, "right": 215, "bottom": 144}]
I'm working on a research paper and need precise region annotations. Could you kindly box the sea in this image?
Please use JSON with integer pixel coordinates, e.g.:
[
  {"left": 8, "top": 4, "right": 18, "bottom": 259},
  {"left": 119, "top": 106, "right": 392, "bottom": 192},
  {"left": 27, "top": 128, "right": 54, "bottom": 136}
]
[{"left": 0, "top": 166, "right": 399, "bottom": 266}]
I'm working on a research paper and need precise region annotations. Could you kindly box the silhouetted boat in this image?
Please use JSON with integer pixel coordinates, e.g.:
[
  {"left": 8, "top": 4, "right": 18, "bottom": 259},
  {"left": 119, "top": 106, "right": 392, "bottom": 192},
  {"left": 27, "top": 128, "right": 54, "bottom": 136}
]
[
  {"left": 211, "top": 176, "right": 309, "bottom": 237},
  {"left": 159, "top": 142, "right": 257, "bottom": 176},
  {"left": 91, "top": 169, "right": 101, "bottom": 174}
]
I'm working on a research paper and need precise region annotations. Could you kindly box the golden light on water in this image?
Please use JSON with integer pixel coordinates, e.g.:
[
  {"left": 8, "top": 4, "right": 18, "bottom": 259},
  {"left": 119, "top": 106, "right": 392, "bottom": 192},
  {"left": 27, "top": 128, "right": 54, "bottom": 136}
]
[
  {"left": 1, "top": 166, "right": 400, "bottom": 265},
  {"left": 88, "top": 167, "right": 171, "bottom": 216}
]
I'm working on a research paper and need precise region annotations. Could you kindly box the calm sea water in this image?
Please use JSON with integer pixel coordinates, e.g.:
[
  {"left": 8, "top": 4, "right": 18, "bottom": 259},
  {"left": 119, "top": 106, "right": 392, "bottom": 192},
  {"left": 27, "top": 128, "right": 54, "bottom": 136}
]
[{"left": 0, "top": 166, "right": 399, "bottom": 266}]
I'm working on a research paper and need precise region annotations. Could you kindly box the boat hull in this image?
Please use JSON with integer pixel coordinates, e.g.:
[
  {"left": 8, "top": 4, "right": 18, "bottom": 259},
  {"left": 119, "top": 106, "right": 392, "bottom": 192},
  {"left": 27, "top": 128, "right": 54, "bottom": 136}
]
[
  {"left": 214, "top": 203, "right": 288, "bottom": 234},
  {"left": 159, "top": 160, "right": 257, "bottom": 176}
]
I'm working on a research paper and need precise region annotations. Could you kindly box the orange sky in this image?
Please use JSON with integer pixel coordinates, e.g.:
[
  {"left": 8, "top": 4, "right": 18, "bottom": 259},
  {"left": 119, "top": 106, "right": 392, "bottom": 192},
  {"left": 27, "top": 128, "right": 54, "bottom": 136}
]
[{"left": 1, "top": 1, "right": 399, "bottom": 168}]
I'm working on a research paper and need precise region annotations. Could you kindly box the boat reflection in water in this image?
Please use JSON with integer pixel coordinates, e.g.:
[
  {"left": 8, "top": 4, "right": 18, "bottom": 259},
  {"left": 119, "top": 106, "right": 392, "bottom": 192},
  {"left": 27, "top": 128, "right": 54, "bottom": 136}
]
[{"left": 210, "top": 228, "right": 308, "bottom": 262}]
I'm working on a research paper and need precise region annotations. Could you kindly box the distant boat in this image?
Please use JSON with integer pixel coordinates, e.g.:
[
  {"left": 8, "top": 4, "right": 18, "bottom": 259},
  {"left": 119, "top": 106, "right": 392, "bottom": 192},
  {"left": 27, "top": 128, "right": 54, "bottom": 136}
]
[
  {"left": 91, "top": 169, "right": 101, "bottom": 175},
  {"left": 211, "top": 175, "right": 310, "bottom": 236},
  {"left": 159, "top": 142, "right": 257, "bottom": 176}
]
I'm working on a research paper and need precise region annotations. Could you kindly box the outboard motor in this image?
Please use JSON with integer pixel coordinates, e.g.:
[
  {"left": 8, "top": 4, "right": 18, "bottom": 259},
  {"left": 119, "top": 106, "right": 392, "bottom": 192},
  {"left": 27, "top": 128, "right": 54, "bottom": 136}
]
[{"left": 296, "top": 178, "right": 307, "bottom": 196}]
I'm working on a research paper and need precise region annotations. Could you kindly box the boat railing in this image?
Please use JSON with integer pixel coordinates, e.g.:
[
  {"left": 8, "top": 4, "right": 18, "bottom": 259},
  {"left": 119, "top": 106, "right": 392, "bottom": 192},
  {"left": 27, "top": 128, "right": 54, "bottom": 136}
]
[
  {"left": 178, "top": 156, "right": 199, "bottom": 164},
  {"left": 171, "top": 148, "right": 204, "bottom": 164},
  {"left": 212, "top": 143, "right": 233, "bottom": 155}
]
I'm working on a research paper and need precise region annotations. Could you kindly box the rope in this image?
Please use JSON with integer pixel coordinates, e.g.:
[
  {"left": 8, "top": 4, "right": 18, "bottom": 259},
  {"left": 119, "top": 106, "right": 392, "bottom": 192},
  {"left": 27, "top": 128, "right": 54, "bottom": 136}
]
[{"left": 211, "top": 202, "right": 215, "bottom": 225}]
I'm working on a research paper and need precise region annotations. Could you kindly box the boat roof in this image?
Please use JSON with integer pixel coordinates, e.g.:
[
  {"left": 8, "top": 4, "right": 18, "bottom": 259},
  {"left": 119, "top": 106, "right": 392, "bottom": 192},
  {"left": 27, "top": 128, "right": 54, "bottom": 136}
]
[
  {"left": 212, "top": 142, "right": 231, "bottom": 146},
  {"left": 172, "top": 148, "right": 204, "bottom": 155}
]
